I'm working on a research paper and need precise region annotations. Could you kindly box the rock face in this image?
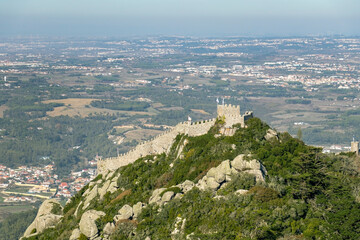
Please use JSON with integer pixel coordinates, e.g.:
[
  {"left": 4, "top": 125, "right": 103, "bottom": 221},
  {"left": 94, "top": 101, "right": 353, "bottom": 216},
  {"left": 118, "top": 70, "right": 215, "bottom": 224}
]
[
  {"left": 79, "top": 210, "right": 105, "bottom": 238},
  {"left": 69, "top": 228, "right": 81, "bottom": 240},
  {"left": 196, "top": 154, "right": 266, "bottom": 191},
  {"left": 98, "top": 180, "right": 111, "bottom": 200},
  {"left": 265, "top": 128, "right": 278, "bottom": 140},
  {"left": 133, "top": 202, "right": 146, "bottom": 219},
  {"left": 149, "top": 188, "right": 167, "bottom": 205},
  {"left": 147, "top": 154, "right": 267, "bottom": 207},
  {"left": 83, "top": 185, "right": 98, "bottom": 210},
  {"left": 98, "top": 179, "right": 119, "bottom": 200},
  {"left": 114, "top": 204, "right": 133, "bottom": 222},
  {"left": 103, "top": 222, "right": 116, "bottom": 236},
  {"left": 176, "top": 180, "right": 195, "bottom": 193},
  {"left": 23, "top": 199, "right": 63, "bottom": 238},
  {"left": 231, "top": 154, "right": 267, "bottom": 181}
]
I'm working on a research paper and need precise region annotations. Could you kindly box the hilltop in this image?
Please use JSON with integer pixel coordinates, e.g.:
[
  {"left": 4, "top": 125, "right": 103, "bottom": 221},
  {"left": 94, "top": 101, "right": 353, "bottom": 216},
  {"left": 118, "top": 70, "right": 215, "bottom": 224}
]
[{"left": 21, "top": 106, "right": 360, "bottom": 240}]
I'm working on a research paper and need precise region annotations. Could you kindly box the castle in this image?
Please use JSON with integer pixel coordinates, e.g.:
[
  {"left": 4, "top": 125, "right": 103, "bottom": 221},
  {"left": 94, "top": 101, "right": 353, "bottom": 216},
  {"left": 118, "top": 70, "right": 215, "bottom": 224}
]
[{"left": 97, "top": 104, "right": 253, "bottom": 174}]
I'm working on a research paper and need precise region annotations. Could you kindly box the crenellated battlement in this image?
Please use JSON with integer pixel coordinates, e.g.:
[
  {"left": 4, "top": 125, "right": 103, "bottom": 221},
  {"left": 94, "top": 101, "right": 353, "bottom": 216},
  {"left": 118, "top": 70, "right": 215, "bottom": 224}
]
[
  {"left": 217, "top": 104, "right": 240, "bottom": 118},
  {"left": 97, "top": 105, "right": 252, "bottom": 175}
]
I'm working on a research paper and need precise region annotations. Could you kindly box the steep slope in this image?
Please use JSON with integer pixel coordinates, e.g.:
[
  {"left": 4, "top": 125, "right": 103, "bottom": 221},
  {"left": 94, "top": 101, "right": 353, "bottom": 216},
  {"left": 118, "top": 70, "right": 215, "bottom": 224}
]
[{"left": 23, "top": 118, "right": 360, "bottom": 240}]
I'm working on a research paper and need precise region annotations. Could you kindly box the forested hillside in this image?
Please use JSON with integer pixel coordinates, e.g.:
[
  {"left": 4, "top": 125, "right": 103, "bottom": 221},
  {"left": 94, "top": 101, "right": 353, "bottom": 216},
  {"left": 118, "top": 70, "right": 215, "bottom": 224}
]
[{"left": 22, "top": 118, "right": 360, "bottom": 240}]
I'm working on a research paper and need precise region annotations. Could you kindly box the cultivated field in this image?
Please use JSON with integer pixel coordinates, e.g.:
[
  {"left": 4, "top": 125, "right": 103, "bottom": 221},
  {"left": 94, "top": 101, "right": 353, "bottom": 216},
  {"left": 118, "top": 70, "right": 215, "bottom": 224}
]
[{"left": 43, "top": 98, "right": 155, "bottom": 117}]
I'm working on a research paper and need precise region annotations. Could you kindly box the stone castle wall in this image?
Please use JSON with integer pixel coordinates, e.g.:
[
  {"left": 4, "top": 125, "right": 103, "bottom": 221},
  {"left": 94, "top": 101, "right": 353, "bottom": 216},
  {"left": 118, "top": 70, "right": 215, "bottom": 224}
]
[
  {"left": 98, "top": 105, "right": 252, "bottom": 174},
  {"left": 217, "top": 104, "right": 240, "bottom": 118}
]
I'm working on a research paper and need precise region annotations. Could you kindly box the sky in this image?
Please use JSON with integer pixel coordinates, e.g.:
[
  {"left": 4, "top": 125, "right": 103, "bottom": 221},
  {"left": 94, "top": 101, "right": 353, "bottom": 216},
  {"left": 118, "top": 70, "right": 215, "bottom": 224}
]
[{"left": 0, "top": 0, "right": 359, "bottom": 37}]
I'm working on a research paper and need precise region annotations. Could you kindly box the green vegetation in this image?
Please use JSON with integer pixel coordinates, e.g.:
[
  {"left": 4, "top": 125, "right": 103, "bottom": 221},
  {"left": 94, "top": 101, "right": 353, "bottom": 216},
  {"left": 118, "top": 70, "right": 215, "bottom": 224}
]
[
  {"left": 90, "top": 99, "right": 150, "bottom": 111},
  {"left": 0, "top": 209, "right": 37, "bottom": 240},
  {"left": 285, "top": 99, "right": 312, "bottom": 104},
  {"left": 25, "top": 117, "right": 360, "bottom": 239},
  {"left": 0, "top": 115, "right": 118, "bottom": 176},
  {"left": 50, "top": 203, "right": 62, "bottom": 215}
]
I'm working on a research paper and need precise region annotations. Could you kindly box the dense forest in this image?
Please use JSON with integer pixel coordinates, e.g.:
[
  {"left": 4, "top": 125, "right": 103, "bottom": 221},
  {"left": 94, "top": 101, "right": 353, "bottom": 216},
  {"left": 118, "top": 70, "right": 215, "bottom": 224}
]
[{"left": 0, "top": 209, "right": 37, "bottom": 240}]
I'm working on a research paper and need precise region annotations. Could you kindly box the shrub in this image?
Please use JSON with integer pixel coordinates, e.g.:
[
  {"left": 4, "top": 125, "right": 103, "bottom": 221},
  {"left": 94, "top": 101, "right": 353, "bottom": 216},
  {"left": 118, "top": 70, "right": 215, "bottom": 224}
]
[
  {"left": 160, "top": 187, "right": 181, "bottom": 197},
  {"left": 248, "top": 186, "right": 279, "bottom": 202},
  {"left": 218, "top": 173, "right": 256, "bottom": 195}
]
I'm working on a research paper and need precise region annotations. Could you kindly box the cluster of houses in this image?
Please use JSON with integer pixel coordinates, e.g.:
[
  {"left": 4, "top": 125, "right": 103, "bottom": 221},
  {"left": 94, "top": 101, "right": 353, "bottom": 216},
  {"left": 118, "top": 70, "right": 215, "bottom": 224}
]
[{"left": 0, "top": 163, "right": 97, "bottom": 202}]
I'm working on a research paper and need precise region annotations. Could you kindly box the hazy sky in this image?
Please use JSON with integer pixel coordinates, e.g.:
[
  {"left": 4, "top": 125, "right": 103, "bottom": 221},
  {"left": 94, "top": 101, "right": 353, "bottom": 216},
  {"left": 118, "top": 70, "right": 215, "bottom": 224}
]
[{"left": 0, "top": 0, "right": 359, "bottom": 37}]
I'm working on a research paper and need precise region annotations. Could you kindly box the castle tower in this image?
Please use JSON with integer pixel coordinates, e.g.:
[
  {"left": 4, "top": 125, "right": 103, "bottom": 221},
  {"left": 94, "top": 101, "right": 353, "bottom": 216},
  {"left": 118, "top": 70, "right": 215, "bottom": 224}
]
[
  {"left": 351, "top": 140, "right": 359, "bottom": 155},
  {"left": 217, "top": 104, "right": 240, "bottom": 119},
  {"left": 217, "top": 104, "right": 242, "bottom": 127}
]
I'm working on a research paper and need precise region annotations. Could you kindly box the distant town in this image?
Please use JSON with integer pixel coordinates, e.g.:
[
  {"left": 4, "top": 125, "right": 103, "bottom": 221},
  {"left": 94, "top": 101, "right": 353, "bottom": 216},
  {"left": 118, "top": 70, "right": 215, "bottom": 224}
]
[{"left": 0, "top": 160, "right": 97, "bottom": 202}]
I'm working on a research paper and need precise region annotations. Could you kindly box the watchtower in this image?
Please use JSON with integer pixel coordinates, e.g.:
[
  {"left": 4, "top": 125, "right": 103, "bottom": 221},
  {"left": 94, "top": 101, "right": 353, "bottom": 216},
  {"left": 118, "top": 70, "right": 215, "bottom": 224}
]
[
  {"left": 217, "top": 104, "right": 240, "bottom": 119},
  {"left": 351, "top": 140, "right": 359, "bottom": 156}
]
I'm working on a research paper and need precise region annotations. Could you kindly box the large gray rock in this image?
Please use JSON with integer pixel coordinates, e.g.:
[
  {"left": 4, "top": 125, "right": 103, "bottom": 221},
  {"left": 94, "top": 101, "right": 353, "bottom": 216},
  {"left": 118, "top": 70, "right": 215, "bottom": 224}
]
[
  {"left": 74, "top": 201, "right": 83, "bottom": 217},
  {"left": 103, "top": 222, "right": 116, "bottom": 236},
  {"left": 161, "top": 191, "right": 175, "bottom": 203},
  {"left": 114, "top": 204, "right": 133, "bottom": 221},
  {"left": 206, "top": 168, "right": 217, "bottom": 178},
  {"left": 206, "top": 177, "right": 221, "bottom": 190},
  {"left": 177, "top": 180, "right": 194, "bottom": 193},
  {"left": 69, "top": 228, "right": 81, "bottom": 240},
  {"left": 235, "top": 189, "right": 249, "bottom": 195},
  {"left": 108, "top": 180, "right": 118, "bottom": 193},
  {"left": 265, "top": 128, "right": 278, "bottom": 140},
  {"left": 196, "top": 176, "right": 209, "bottom": 191},
  {"left": 244, "top": 169, "right": 266, "bottom": 182},
  {"left": 83, "top": 185, "right": 98, "bottom": 210},
  {"left": 149, "top": 188, "right": 166, "bottom": 205},
  {"left": 79, "top": 210, "right": 105, "bottom": 238},
  {"left": 231, "top": 154, "right": 266, "bottom": 181},
  {"left": 133, "top": 202, "right": 145, "bottom": 219},
  {"left": 99, "top": 180, "right": 111, "bottom": 200},
  {"left": 23, "top": 199, "right": 63, "bottom": 238},
  {"left": 174, "top": 193, "right": 184, "bottom": 199},
  {"left": 231, "top": 155, "right": 259, "bottom": 171},
  {"left": 214, "top": 160, "right": 232, "bottom": 183}
]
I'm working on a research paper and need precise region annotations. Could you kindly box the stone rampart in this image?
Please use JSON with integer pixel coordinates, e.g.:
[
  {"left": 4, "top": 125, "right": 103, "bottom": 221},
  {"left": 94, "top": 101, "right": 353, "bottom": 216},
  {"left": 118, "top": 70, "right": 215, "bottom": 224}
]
[
  {"left": 98, "top": 119, "right": 217, "bottom": 174},
  {"left": 98, "top": 105, "right": 252, "bottom": 174}
]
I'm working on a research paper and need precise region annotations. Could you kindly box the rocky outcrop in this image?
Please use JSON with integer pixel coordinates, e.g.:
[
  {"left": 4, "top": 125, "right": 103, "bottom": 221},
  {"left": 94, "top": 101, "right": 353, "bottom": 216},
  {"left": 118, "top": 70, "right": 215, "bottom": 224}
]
[
  {"left": 23, "top": 199, "right": 63, "bottom": 238},
  {"left": 231, "top": 154, "right": 267, "bottom": 181},
  {"left": 147, "top": 155, "right": 266, "bottom": 207},
  {"left": 197, "top": 155, "right": 266, "bottom": 191},
  {"left": 265, "top": 128, "right": 278, "bottom": 140},
  {"left": 103, "top": 222, "right": 116, "bottom": 237},
  {"left": 69, "top": 228, "right": 81, "bottom": 240},
  {"left": 114, "top": 204, "right": 133, "bottom": 222},
  {"left": 99, "top": 180, "right": 111, "bottom": 200},
  {"left": 149, "top": 188, "right": 167, "bottom": 205},
  {"left": 133, "top": 202, "right": 146, "bottom": 219},
  {"left": 235, "top": 189, "right": 249, "bottom": 195},
  {"left": 176, "top": 180, "right": 195, "bottom": 193},
  {"left": 83, "top": 185, "right": 98, "bottom": 210},
  {"left": 79, "top": 210, "right": 105, "bottom": 238}
]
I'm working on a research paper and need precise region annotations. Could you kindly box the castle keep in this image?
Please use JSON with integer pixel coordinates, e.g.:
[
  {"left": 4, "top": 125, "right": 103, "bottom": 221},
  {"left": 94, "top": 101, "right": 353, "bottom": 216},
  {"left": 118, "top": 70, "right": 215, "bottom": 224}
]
[{"left": 97, "top": 104, "right": 253, "bottom": 174}]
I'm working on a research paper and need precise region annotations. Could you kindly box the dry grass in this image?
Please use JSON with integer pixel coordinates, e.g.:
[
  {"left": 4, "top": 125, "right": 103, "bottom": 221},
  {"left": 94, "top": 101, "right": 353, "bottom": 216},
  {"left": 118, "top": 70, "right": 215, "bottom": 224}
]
[
  {"left": 123, "top": 128, "right": 163, "bottom": 143},
  {"left": 42, "top": 98, "right": 155, "bottom": 117},
  {"left": 158, "top": 106, "right": 184, "bottom": 111},
  {"left": 110, "top": 189, "right": 131, "bottom": 204},
  {"left": 115, "top": 219, "right": 138, "bottom": 226},
  {"left": 191, "top": 109, "right": 210, "bottom": 115}
]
